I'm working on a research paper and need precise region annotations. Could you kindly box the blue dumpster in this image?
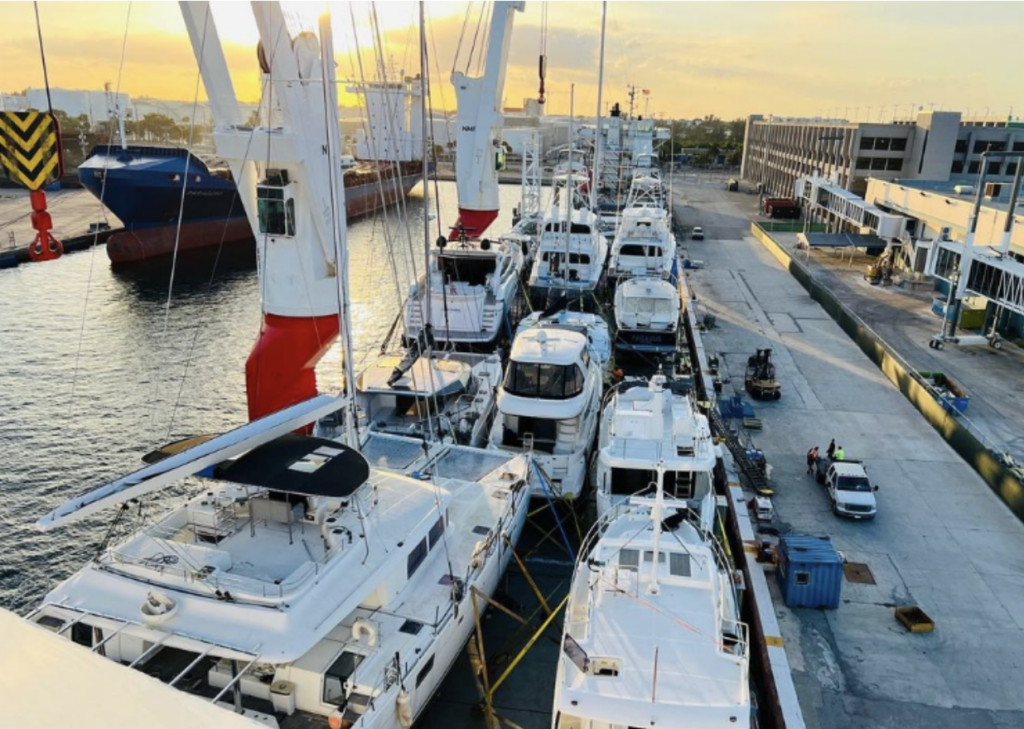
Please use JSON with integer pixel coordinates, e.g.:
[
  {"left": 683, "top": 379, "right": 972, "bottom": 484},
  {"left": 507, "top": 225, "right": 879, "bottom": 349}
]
[{"left": 777, "top": 535, "right": 843, "bottom": 609}]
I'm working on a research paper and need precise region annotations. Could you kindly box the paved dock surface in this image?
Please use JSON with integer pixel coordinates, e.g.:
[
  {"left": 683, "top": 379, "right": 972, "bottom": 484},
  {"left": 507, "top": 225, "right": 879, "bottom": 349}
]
[
  {"left": 770, "top": 232, "right": 1024, "bottom": 465},
  {"left": 0, "top": 188, "right": 119, "bottom": 253},
  {"left": 672, "top": 172, "right": 1024, "bottom": 729}
]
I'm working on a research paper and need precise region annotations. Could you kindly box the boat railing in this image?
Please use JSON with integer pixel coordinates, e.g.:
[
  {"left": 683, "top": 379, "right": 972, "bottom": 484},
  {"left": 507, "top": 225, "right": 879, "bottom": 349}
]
[{"left": 104, "top": 518, "right": 351, "bottom": 603}]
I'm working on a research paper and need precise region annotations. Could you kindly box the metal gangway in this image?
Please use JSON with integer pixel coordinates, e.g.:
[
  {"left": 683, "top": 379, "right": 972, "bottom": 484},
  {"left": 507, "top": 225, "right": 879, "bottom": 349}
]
[
  {"left": 794, "top": 172, "right": 909, "bottom": 239},
  {"left": 924, "top": 152, "right": 1024, "bottom": 346}
]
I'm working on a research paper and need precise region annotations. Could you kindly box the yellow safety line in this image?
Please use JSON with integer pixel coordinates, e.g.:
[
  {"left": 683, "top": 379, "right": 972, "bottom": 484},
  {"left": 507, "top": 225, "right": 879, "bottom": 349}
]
[
  {"left": 503, "top": 533, "right": 551, "bottom": 615},
  {"left": 765, "top": 635, "right": 784, "bottom": 647},
  {"left": 487, "top": 593, "right": 569, "bottom": 700}
]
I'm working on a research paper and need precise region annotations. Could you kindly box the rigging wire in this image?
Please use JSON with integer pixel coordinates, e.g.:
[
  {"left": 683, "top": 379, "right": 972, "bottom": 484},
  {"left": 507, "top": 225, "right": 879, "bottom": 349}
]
[
  {"left": 32, "top": 2, "right": 54, "bottom": 114},
  {"left": 68, "top": 2, "right": 132, "bottom": 414}
]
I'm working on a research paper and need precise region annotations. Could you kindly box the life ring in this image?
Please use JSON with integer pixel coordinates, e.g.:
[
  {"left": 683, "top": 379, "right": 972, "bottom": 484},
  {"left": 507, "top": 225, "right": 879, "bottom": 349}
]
[{"left": 351, "top": 617, "right": 378, "bottom": 647}]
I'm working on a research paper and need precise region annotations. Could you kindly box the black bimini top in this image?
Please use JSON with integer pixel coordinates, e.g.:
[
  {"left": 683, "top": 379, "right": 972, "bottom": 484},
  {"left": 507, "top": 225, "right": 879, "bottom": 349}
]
[{"left": 216, "top": 434, "right": 370, "bottom": 498}]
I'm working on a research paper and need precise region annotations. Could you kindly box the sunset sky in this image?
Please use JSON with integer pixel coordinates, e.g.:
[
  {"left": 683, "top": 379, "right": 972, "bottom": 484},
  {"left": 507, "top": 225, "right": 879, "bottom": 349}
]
[{"left": 1, "top": 1, "right": 1022, "bottom": 122}]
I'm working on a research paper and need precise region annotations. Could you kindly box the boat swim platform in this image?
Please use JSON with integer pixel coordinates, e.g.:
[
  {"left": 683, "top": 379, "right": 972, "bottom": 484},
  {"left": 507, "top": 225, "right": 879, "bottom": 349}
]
[{"left": 674, "top": 170, "right": 1024, "bottom": 729}]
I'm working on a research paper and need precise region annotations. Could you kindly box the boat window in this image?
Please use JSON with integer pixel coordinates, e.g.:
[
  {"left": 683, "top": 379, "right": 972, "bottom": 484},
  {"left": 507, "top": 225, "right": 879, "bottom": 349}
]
[
  {"left": 505, "top": 362, "right": 585, "bottom": 399},
  {"left": 323, "top": 650, "right": 365, "bottom": 706},
  {"left": 619, "top": 549, "right": 640, "bottom": 569},
  {"left": 71, "top": 622, "right": 94, "bottom": 648},
  {"left": 619, "top": 244, "right": 661, "bottom": 258},
  {"left": 415, "top": 655, "right": 435, "bottom": 688},
  {"left": 609, "top": 468, "right": 656, "bottom": 496},
  {"left": 643, "top": 551, "right": 666, "bottom": 564},
  {"left": 622, "top": 297, "right": 676, "bottom": 317},
  {"left": 439, "top": 255, "right": 495, "bottom": 286},
  {"left": 428, "top": 516, "right": 445, "bottom": 549},
  {"left": 502, "top": 415, "right": 559, "bottom": 454},
  {"left": 407, "top": 537, "right": 429, "bottom": 578},
  {"left": 669, "top": 552, "right": 692, "bottom": 577},
  {"left": 256, "top": 185, "right": 295, "bottom": 237}
]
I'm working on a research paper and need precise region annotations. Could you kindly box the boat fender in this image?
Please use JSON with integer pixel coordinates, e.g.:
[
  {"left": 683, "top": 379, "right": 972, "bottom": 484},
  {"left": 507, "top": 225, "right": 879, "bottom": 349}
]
[
  {"left": 396, "top": 688, "right": 413, "bottom": 728},
  {"left": 471, "top": 539, "right": 487, "bottom": 569},
  {"left": 352, "top": 617, "right": 378, "bottom": 647}
]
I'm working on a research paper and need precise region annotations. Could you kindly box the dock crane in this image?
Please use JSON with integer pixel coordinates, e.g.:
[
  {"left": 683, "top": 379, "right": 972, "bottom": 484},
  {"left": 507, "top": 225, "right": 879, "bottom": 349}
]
[{"left": 448, "top": 1, "right": 525, "bottom": 240}]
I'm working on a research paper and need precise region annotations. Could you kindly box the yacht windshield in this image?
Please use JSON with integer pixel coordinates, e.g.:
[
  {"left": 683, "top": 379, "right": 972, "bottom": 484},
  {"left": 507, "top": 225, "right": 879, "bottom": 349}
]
[
  {"left": 621, "top": 297, "right": 675, "bottom": 317},
  {"left": 439, "top": 255, "right": 495, "bottom": 286},
  {"left": 504, "top": 361, "right": 585, "bottom": 399}
]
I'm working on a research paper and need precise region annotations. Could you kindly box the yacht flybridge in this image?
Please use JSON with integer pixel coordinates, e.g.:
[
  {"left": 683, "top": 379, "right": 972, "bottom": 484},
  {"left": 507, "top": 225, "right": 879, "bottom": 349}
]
[
  {"left": 32, "top": 399, "right": 531, "bottom": 729},
  {"left": 404, "top": 235, "right": 524, "bottom": 347},
  {"left": 593, "top": 374, "right": 715, "bottom": 517},
  {"left": 554, "top": 485, "right": 750, "bottom": 729},
  {"left": 489, "top": 311, "right": 609, "bottom": 499}
]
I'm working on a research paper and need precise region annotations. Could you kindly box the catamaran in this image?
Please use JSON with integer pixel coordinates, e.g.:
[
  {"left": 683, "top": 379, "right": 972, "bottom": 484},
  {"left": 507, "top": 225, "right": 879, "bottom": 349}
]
[{"left": 554, "top": 463, "right": 750, "bottom": 729}]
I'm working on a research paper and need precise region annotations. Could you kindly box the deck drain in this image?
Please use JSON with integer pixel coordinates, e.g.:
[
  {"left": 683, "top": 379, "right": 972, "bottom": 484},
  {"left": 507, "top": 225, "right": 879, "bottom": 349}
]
[{"left": 844, "top": 562, "right": 875, "bottom": 585}]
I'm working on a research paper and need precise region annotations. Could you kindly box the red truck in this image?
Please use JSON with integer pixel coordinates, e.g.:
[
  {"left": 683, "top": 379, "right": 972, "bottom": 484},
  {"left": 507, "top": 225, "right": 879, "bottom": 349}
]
[{"left": 762, "top": 197, "right": 801, "bottom": 219}]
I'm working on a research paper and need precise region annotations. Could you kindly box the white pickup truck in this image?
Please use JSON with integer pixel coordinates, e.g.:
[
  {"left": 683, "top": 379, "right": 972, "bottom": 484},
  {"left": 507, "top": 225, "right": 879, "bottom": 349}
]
[{"left": 813, "top": 458, "right": 879, "bottom": 519}]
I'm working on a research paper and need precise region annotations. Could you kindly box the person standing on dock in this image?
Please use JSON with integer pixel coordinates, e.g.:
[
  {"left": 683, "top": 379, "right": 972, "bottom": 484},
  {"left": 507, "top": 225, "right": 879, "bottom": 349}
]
[
  {"left": 827, "top": 439, "right": 836, "bottom": 460},
  {"left": 835, "top": 445, "right": 845, "bottom": 461},
  {"left": 806, "top": 446, "right": 819, "bottom": 474}
]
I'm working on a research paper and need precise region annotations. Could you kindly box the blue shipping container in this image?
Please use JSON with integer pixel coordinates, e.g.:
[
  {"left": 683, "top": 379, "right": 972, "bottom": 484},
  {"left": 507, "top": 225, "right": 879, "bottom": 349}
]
[{"left": 777, "top": 535, "right": 843, "bottom": 609}]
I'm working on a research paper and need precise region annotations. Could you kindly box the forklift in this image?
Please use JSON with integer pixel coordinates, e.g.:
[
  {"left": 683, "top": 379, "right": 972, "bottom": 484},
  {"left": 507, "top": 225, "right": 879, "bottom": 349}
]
[{"left": 745, "top": 348, "right": 782, "bottom": 400}]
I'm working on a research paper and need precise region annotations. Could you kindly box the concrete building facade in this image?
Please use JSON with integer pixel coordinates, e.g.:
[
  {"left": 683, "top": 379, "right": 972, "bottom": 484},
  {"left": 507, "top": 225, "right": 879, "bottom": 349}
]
[{"left": 743, "top": 111, "right": 1024, "bottom": 198}]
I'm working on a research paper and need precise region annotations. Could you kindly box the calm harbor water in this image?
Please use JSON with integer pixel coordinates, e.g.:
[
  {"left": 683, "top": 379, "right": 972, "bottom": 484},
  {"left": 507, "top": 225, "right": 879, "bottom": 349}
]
[{"left": 0, "top": 180, "right": 522, "bottom": 613}]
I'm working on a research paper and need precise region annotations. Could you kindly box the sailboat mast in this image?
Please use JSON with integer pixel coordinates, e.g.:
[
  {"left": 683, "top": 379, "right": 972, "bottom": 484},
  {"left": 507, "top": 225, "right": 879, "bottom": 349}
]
[
  {"left": 419, "top": 3, "right": 432, "bottom": 334},
  {"left": 649, "top": 460, "right": 665, "bottom": 595},
  {"left": 564, "top": 84, "right": 574, "bottom": 275},
  {"left": 590, "top": 2, "right": 607, "bottom": 212},
  {"left": 319, "top": 12, "right": 359, "bottom": 449}
]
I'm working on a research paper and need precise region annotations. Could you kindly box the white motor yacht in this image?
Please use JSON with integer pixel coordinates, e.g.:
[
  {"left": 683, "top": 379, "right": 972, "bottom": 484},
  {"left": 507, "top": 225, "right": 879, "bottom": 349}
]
[
  {"left": 553, "top": 480, "right": 750, "bottom": 729},
  {"left": 488, "top": 313, "right": 608, "bottom": 499},
  {"left": 405, "top": 235, "right": 524, "bottom": 347},
  {"left": 528, "top": 207, "right": 609, "bottom": 302},
  {"left": 592, "top": 374, "right": 715, "bottom": 517},
  {"left": 31, "top": 401, "right": 531, "bottom": 729},
  {"left": 607, "top": 206, "right": 676, "bottom": 281},
  {"left": 613, "top": 277, "right": 681, "bottom": 358}
]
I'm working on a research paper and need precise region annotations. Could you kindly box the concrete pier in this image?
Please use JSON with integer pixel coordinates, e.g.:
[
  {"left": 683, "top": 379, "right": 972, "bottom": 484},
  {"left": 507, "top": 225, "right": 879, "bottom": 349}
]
[
  {"left": 673, "top": 172, "right": 1024, "bottom": 729},
  {"left": 0, "top": 188, "right": 120, "bottom": 262}
]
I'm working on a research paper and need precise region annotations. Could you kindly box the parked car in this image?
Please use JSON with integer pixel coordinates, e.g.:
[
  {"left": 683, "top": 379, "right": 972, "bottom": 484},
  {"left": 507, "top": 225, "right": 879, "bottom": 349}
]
[
  {"left": 813, "top": 458, "right": 879, "bottom": 519},
  {"left": 691, "top": 226, "right": 704, "bottom": 240}
]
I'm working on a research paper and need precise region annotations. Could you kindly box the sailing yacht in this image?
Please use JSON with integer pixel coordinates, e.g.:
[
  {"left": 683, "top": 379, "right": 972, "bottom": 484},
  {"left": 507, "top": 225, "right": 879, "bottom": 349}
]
[
  {"left": 31, "top": 401, "right": 531, "bottom": 729},
  {"left": 553, "top": 472, "right": 750, "bottom": 729},
  {"left": 527, "top": 206, "right": 609, "bottom": 304},
  {"left": 592, "top": 374, "right": 715, "bottom": 517},
  {"left": 403, "top": 235, "right": 524, "bottom": 348},
  {"left": 488, "top": 311, "right": 608, "bottom": 499}
]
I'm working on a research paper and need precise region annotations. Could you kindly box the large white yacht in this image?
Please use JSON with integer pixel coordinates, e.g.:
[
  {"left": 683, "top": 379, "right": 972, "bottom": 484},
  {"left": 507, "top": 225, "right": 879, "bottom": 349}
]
[
  {"left": 592, "top": 374, "right": 715, "bottom": 517},
  {"left": 612, "top": 277, "right": 682, "bottom": 358},
  {"left": 607, "top": 206, "right": 676, "bottom": 281},
  {"left": 528, "top": 207, "right": 609, "bottom": 303},
  {"left": 488, "top": 313, "right": 608, "bottom": 499},
  {"left": 404, "top": 235, "right": 524, "bottom": 347},
  {"left": 31, "top": 400, "right": 531, "bottom": 729},
  {"left": 553, "top": 482, "right": 750, "bottom": 729},
  {"left": 350, "top": 349, "right": 503, "bottom": 447}
]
